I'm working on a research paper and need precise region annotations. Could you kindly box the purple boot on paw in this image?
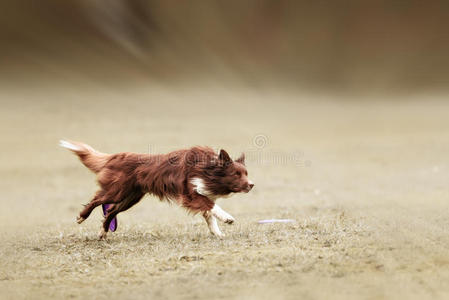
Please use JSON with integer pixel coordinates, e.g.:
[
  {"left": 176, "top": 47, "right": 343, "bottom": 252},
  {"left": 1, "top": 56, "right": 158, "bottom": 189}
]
[{"left": 102, "top": 204, "right": 117, "bottom": 232}]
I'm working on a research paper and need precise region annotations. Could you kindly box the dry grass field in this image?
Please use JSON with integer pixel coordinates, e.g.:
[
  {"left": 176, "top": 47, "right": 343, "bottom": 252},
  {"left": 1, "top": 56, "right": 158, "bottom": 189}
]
[{"left": 1, "top": 84, "right": 449, "bottom": 299}]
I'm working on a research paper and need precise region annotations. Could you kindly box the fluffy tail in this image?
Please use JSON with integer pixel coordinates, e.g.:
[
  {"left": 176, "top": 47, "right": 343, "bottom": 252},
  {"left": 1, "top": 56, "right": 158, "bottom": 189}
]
[{"left": 59, "top": 140, "right": 110, "bottom": 173}]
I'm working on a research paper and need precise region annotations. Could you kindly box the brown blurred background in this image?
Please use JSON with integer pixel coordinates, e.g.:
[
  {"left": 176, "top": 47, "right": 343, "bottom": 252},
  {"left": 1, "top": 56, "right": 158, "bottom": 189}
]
[
  {"left": 1, "top": 0, "right": 448, "bottom": 93},
  {"left": 2, "top": 3, "right": 449, "bottom": 299}
]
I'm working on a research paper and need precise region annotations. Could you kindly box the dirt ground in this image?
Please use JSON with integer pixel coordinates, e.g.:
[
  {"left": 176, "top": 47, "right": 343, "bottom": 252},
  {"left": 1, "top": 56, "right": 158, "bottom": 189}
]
[{"left": 1, "top": 83, "right": 448, "bottom": 299}]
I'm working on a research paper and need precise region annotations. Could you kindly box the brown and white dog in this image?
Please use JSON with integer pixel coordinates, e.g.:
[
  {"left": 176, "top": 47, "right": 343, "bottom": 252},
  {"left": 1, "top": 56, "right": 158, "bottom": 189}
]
[{"left": 59, "top": 140, "right": 254, "bottom": 239}]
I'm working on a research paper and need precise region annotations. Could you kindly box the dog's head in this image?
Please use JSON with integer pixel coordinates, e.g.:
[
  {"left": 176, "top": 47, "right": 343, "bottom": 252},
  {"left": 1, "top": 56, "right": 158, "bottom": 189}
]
[{"left": 214, "top": 149, "right": 254, "bottom": 194}]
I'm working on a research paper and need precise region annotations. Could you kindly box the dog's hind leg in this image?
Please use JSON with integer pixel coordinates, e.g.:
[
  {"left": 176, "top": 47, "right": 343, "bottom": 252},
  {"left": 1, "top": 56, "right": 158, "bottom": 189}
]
[
  {"left": 77, "top": 188, "right": 123, "bottom": 223},
  {"left": 77, "top": 190, "right": 106, "bottom": 223},
  {"left": 99, "top": 190, "right": 144, "bottom": 239},
  {"left": 99, "top": 205, "right": 120, "bottom": 240},
  {"left": 114, "top": 190, "right": 144, "bottom": 214}
]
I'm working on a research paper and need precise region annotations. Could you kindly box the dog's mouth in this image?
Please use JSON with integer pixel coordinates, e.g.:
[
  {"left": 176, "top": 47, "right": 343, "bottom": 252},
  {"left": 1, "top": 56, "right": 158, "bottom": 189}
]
[
  {"left": 231, "top": 183, "right": 254, "bottom": 193},
  {"left": 243, "top": 187, "right": 252, "bottom": 193},
  {"left": 241, "top": 185, "right": 254, "bottom": 193}
]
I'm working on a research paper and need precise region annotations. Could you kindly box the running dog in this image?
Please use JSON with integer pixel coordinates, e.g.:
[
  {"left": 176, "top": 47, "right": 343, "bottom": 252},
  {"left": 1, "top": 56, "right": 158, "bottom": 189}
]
[{"left": 59, "top": 140, "right": 254, "bottom": 239}]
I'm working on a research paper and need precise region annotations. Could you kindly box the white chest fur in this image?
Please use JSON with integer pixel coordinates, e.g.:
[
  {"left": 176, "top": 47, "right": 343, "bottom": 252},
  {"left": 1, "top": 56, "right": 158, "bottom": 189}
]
[{"left": 190, "top": 177, "right": 234, "bottom": 201}]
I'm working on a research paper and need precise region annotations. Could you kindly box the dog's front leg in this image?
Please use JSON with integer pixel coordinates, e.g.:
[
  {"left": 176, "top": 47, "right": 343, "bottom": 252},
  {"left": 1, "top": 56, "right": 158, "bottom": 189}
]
[
  {"left": 211, "top": 204, "right": 235, "bottom": 224},
  {"left": 203, "top": 210, "right": 224, "bottom": 237},
  {"left": 183, "top": 193, "right": 225, "bottom": 237}
]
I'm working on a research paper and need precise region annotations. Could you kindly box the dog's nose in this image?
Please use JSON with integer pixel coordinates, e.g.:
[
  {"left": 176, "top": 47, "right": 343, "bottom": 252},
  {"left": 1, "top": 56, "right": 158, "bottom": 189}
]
[{"left": 249, "top": 183, "right": 254, "bottom": 189}]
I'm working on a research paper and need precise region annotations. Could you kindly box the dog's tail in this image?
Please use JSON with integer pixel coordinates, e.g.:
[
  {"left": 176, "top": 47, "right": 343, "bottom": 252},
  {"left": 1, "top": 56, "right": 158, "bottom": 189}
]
[{"left": 59, "top": 140, "right": 110, "bottom": 173}]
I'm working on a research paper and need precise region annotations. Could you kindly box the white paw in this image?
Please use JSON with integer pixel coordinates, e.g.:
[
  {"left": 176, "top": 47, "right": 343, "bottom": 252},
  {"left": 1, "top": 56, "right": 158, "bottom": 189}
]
[
  {"left": 98, "top": 229, "right": 108, "bottom": 240},
  {"left": 224, "top": 216, "right": 235, "bottom": 224},
  {"left": 211, "top": 205, "right": 235, "bottom": 224},
  {"left": 212, "top": 230, "right": 225, "bottom": 238}
]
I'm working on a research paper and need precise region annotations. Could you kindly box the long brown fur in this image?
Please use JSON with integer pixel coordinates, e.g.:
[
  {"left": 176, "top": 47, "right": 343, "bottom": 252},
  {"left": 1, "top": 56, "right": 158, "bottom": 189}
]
[{"left": 61, "top": 140, "right": 253, "bottom": 237}]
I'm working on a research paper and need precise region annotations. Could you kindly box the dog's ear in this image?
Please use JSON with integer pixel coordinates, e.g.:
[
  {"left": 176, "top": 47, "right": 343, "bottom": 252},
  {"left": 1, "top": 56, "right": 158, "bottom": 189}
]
[
  {"left": 218, "top": 149, "right": 232, "bottom": 164},
  {"left": 235, "top": 153, "right": 245, "bottom": 165}
]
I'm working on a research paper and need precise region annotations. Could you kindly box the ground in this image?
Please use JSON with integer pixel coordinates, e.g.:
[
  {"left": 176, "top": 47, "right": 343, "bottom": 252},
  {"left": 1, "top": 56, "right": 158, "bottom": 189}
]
[{"left": 1, "top": 84, "right": 448, "bottom": 299}]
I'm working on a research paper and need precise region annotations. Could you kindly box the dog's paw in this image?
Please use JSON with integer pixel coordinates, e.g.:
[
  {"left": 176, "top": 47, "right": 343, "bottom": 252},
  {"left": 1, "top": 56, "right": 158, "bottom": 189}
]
[
  {"left": 224, "top": 217, "right": 235, "bottom": 224},
  {"left": 212, "top": 231, "right": 225, "bottom": 238},
  {"left": 76, "top": 216, "right": 85, "bottom": 224},
  {"left": 98, "top": 229, "right": 108, "bottom": 240}
]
